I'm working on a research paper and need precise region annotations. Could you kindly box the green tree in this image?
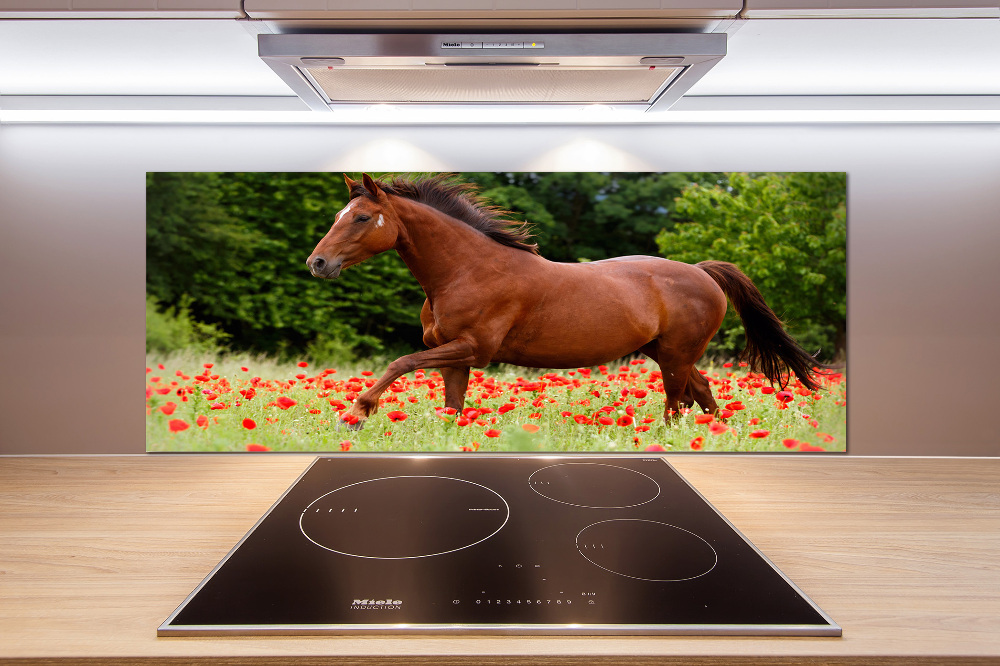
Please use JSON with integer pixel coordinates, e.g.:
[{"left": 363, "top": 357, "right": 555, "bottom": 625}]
[
  {"left": 466, "top": 172, "right": 726, "bottom": 262},
  {"left": 655, "top": 172, "right": 846, "bottom": 361}
]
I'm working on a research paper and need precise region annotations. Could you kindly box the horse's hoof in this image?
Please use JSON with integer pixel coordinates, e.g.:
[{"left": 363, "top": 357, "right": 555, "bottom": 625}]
[{"left": 337, "top": 415, "right": 366, "bottom": 431}]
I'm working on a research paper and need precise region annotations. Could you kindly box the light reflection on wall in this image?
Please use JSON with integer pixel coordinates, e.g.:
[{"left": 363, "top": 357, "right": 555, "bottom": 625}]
[
  {"left": 521, "top": 138, "right": 654, "bottom": 171},
  {"left": 328, "top": 138, "right": 450, "bottom": 172}
]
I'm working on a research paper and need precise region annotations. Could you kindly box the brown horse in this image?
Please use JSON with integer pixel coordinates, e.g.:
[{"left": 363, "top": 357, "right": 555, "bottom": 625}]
[{"left": 307, "top": 173, "right": 822, "bottom": 430}]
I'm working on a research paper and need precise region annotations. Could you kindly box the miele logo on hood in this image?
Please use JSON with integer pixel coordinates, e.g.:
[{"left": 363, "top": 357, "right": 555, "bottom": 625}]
[{"left": 351, "top": 598, "right": 403, "bottom": 610}]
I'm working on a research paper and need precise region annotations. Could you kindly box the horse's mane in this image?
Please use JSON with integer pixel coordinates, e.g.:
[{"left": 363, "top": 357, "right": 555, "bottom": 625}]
[{"left": 351, "top": 174, "right": 539, "bottom": 255}]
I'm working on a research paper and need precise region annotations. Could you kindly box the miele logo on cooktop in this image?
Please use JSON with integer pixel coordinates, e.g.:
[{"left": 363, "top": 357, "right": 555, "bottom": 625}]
[{"left": 350, "top": 598, "right": 403, "bottom": 610}]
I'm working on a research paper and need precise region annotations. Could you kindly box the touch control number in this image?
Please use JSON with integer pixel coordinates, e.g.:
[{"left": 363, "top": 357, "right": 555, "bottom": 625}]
[{"left": 475, "top": 599, "right": 573, "bottom": 605}]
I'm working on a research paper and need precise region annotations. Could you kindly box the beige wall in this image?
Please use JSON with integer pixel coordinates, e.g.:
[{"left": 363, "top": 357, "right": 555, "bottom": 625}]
[{"left": 1, "top": 121, "right": 998, "bottom": 456}]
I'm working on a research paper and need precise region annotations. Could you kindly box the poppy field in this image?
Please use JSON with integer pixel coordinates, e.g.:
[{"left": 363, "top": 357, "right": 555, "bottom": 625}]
[{"left": 146, "top": 351, "right": 846, "bottom": 454}]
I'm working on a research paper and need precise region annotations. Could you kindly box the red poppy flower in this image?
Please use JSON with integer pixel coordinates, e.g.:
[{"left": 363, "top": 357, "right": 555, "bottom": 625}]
[
  {"left": 159, "top": 402, "right": 177, "bottom": 416},
  {"left": 361, "top": 370, "right": 374, "bottom": 376},
  {"left": 386, "top": 411, "right": 408, "bottom": 422},
  {"left": 644, "top": 444, "right": 665, "bottom": 452},
  {"left": 776, "top": 391, "right": 794, "bottom": 403},
  {"left": 817, "top": 432, "right": 836, "bottom": 443},
  {"left": 749, "top": 430, "right": 770, "bottom": 438},
  {"left": 782, "top": 438, "right": 799, "bottom": 449},
  {"left": 598, "top": 416, "right": 614, "bottom": 426},
  {"left": 798, "top": 442, "right": 826, "bottom": 452},
  {"left": 196, "top": 415, "right": 209, "bottom": 428},
  {"left": 168, "top": 419, "right": 190, "bottom": 433},
  {"left": 456, "top": 417, "right": 471, "bottom": 426},
  {"left": 246, "top": 443, "right": 270, "bottom": 452},
  {"left": 718, "top": 409, "right": 734, "bottom": 419},
  {"left": 632, "top": 389, "right": 647, "bottom": 399},
  {"left": 690, "top": 436, "right": 704, "bottom": 450},
  {"left": 498, "top": 403, "right": 515, "bottom": 415},
  {"left": 241, "top": 366, "right": 249, "bottom": 372},
  {"left": 725, "top": 401, "right": 745, "bottom": 411},
  {"left": 708, "top": 422, "right": 728, "bottom": 435},
  {"left": 308, "top": 409, "right": 321, "bottom": 414},
  {"left": 635, "top": 425, "right": 650, "bottom": 433},
  {"left": 463, "top": 408, "right": 480, "bottom": 419},
  {"left": 297, "top": 362, "right": 308, "bottom": 368},
  {"left": 694, "top": 413, "right": 713, "bottom": 424},
  {"left": 242, "top": 418, "right": 256, "bottom": 430},
  {"left": 485, "top": 429, "right": 502, "bottom": 438},
  {"left": 210, "top": 402, "right": 226, "bottom": 410},
  {"left": 341, "top": 413, "right": 359, "bottom": 425},
  {"left": 340, "top": 440, "right": 351, "bottom": 451},
  {"left": 276, "top": 396, "right": 297, "bottom": 410},
  {"left": 749, "top": 417, "right": 760, "bottom": 425},
  {"left": 761, "top": 386, "right": 775, "bottom": 395},
  {"left": 203, "top": 363, "right": 214, "bottom": 369},
  {"left": 522, "top": 424, "right": 540, "bottom": 433},
  {"left": 616, "top": 415, "right": 634, "bottom": 427}
]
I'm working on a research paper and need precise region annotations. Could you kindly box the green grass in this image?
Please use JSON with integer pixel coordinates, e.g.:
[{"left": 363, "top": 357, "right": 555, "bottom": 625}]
[{"left": 146, "top": 349, "right": 846, "bottom": 454}]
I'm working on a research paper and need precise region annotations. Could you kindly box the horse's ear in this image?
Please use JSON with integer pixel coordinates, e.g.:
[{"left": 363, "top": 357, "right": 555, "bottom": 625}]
[
  {"left": 361, "top": 173, "right": 389, "bottom": 203},
  {"left": 343, "top": 173, "right": 359, "bottom": 190}
]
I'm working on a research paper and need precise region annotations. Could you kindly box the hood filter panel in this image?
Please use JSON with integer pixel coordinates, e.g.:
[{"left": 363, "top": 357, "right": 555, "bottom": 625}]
[{"left": 305, "top": 66, "right": 682, "bottom": 104}]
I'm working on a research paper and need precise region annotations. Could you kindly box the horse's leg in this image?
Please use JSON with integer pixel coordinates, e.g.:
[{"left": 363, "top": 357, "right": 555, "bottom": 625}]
[
  {"left": 442, "top": 366, "right": 470, "bottom": 412},
  {"left": 639, "top": 342, "right": 716, "bottom": 414},
  {"left": 419, "top": 299, "right": 471, "bottom": 412},
  {"left": 658, "top": 362, "right": 693, "bottom": 423},
  {"left": 652, "top": 331, "right": 717, "bottom": 424},
  {"left": 686, "top": 368, "right": 718, "bottom": 414},
  {"left": 343, "top": 338, "right": 479, "bottom": 429}
]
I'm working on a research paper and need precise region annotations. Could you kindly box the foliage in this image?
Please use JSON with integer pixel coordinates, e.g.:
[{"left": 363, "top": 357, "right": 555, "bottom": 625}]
[
  {"left": 465, "top": 172, "right": 727, "bottom": 262},
  {"left": 145, "top": 294, "right": 229, "bottom": 354},
  {"left": 656, "top": 172, "right": 847, "bottom": 361}
]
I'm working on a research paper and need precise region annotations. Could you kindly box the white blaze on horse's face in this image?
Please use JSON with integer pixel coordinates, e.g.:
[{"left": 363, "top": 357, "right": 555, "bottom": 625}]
[
  {"left": 377, "top": 214, "right": 385, "bottom": 228},
  {"left": 334, "top": 198, "right": 360, "bottom": 225}
]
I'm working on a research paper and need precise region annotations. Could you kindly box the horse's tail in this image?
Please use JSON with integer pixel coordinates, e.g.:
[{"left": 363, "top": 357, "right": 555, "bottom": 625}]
[{"left": 697, "top": 260, "right": 825, "bottom": 391}]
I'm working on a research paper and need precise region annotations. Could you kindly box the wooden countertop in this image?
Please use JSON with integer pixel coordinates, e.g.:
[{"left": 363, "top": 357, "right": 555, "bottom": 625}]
[{"left": 1, "top": 455, "right": 998, "bottom": 665}]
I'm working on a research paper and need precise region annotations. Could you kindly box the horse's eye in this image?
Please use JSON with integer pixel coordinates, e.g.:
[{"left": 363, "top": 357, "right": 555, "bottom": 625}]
[{"left": 356, "top": 214, "right": 371, "bottom": 223}]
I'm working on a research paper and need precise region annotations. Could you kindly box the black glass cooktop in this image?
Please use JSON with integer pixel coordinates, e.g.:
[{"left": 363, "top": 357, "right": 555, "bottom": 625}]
[{"left": 159, "top": 455, "right": 840, "bottom": 636}]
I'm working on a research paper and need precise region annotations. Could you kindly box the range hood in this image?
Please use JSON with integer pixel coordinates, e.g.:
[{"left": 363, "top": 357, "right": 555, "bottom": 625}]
[{"left": 258, "top": 33, "right": 726, "bottom": 113}]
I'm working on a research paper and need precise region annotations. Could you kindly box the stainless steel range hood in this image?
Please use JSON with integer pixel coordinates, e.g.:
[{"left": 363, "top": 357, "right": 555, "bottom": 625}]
[{"left": 258, "top": 33, "right": 726, "bottom": 113}]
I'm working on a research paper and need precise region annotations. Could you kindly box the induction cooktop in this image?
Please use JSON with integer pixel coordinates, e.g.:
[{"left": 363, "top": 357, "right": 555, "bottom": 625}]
[{"left": 159, "top": 455, "right": 840, "bottom": 636}]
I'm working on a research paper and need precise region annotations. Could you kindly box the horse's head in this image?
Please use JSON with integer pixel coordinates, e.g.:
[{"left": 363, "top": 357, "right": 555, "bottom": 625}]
[{"left": 307, "top": 173, "right": 400, "bottom": 279}]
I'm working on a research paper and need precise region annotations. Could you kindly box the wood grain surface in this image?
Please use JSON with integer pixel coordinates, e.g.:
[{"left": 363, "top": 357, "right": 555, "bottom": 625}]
[{"left": 1, "top": 454, "right": 998, "bottom": 665}]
